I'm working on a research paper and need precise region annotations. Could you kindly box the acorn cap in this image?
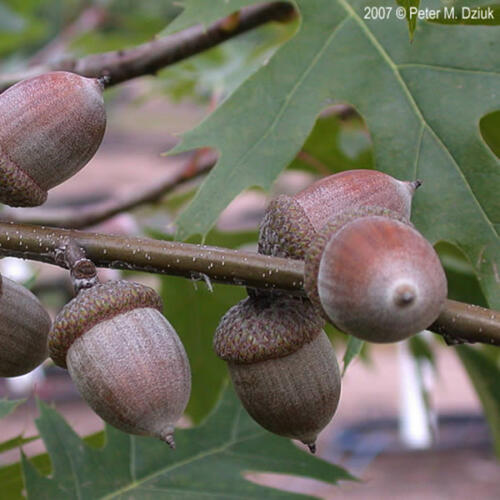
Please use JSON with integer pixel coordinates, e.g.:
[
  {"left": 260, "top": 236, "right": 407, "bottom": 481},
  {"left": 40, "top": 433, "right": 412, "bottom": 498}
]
[
  {"left": 258, "top": 195, "right": 317, "bottom": 259},
  {"left": 0, "top": 148, "right": 47, "bottom": 206},
  {"left": 49, "top": 280, "right": 163, "bottom": 368},
  {"left": 214, "top": 294, "right": 324, "bottom": 364},
  {"left": 304, "top": 206, "right": 410, "bottom": 316}
]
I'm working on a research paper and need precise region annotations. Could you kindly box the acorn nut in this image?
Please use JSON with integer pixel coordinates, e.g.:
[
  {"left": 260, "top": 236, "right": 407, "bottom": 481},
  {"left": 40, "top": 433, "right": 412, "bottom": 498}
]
[
  {"left": 0, "top": 273, "right": 51, "bottom": 377},
  {"left": 259, "top": 169, "right": 419, "bottom": 260},
  {"left": 214, "top": 294, "right": 341, "bottom": 452},
  {"left": 0, "top": 71, "right": 106, "bottom": 207},
  {"left": 304, "top": 208, "right": 448, "bottom": 342},
  {"left": 49, "top": 280, "right": 191, "bottom": 448},
  {"left": 293, "top": 169, "right": 419, "bottom": 231}
]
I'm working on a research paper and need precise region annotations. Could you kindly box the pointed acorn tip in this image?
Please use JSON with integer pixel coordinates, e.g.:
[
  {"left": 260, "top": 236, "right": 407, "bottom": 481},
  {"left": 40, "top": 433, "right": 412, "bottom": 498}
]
[
  {"left": 97, "top": 75, "right": 111, "bottom": 90},
  {"left": 160, "top": 432, "right": 176, "bottom": 450},
  {"left": 307, "top": 443, "right": 316, "bottom": 454},
  {"left": 410, "top": 179, "right": 423, "bottom": 192},
  {"left": 393, "top": 284, "right": 416, "bottom": 308}
]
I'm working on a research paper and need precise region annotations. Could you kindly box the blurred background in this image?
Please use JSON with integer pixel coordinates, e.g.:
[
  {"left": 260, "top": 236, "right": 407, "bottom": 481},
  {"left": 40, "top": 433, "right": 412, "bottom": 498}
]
[{"left": 0, "top": 1, "right": 499, "bottom": 498}]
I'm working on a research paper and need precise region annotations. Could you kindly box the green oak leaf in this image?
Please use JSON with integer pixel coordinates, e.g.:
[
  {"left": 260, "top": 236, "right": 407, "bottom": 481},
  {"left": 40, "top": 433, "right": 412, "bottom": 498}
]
[
  {"left": 0, "top": 435, "right": 37, "bottom": 454},
  {"left": 456, "top": 345, "right": 500, "bottom": 456},
  {"left": 342, "top": 337, "right": 364, "bottom": 375},
  {"left": 169, "top": 0, "right": 499, "bottom": 312},
  {"left": 160, "top": 276, "right": 246, "bottom": 423},
  {"left": 288, "top": 114, "right": 373, "bottom": 174},
  {"left": 0, "top": 398, "right": 24, "bottom": 419},
  {"left": 396, "top": 0, "right": 421, "bottom": 40},
  {"left": 161, "top": 0, "right": 261, "bottom": 36},
  {"left": 436, "top": 241, "right": 489, "bottom": 307},
  {"left": 22, "top": 387, "right": 353, "bottom": 499},
  {"left": 480, "top": 110, "right": 500, "bottom": 158},
  {"left": 0, "top": 432, "right": 107, "bottom": 500}
]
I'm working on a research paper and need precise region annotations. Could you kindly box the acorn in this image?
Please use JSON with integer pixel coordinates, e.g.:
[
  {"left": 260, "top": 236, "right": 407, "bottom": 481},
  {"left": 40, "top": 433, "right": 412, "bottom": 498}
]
[
  {"left": 0, "top": 71, "right": 106, "bottom": 207},
  {"left": 293, "top": 169, "right": 419, "bottom": 231},
  {"left": 0, "top": 273, "right": 51, "bottom": 377},
  {"left": 214, "top": 294, "right": 341, "bottom": 452},
  {"left": 259, "top": 170, "right": 420, "bottom": 259},
  {"left": 48, "top": 280, "right": 191, "bottom": 448},
  {"left": 304, "top": 207, "right": 448, "bottom": 343}
]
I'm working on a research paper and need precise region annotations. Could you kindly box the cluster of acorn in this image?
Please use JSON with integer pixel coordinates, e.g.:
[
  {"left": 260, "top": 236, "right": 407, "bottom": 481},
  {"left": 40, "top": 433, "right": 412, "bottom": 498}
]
[
  {"left": 214, "top": 170, "right": 447, "bottom": 452},
  {"left": 0, "top": 71, "right": 192, "bottom": 447},
  {"left": 0, "top": 70, "right": 447, "bottom": 451},
  {"left": 0, "top": 274, "right": 191, "bottom": 448}
]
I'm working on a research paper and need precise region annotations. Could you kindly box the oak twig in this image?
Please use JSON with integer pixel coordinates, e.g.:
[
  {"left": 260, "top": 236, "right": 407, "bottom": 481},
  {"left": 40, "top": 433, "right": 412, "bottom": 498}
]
[
  {"left": 0, "top": 222, "right": 303, "bottom": 291},
  {"left": 431, "top": 300, "right": 500, "bottom": 346},
  {"left": 28, "top": 5, "right": 108, "bottom": 66},
  {"left": 1, "top": 153, "right": 216, "bottom": 229},
  {"left": 54, "top": 239, "right": 98, "bottom": 293},
  {"left": 0, "top": 2, "right": 296, "bottom": 92},
  {"left": 0, "top": 222, "right": 498, "bottom": 346}
]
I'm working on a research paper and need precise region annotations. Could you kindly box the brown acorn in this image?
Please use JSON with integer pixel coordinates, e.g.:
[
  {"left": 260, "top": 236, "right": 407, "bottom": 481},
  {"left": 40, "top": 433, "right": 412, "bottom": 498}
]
[
  {"left": 0, "top": 273, "right": 51, "bottom": 377},
  {"left": 214, "top": 294, "right": 341, "bottom": 452},
  {"left": 304, "top": 208, "right": 448, "bottom": 342},
  {"left": 49, "top": 280, "right": 191, "bottom": 448},
  {"left": 293, "top": 169, "right": 419, "bottom": 231},
  {"left": 0, "top": 71, "right": 106, "bottom": 207},
  {"left": 258, "top": 170, "right": 419, "bottom": 259}
]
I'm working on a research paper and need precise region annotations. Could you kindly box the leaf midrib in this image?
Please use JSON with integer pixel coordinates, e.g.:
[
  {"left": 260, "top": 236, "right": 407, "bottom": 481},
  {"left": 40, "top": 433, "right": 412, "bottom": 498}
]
[
  {"left": 102, "top": 428, "right": 266, "bottom": 499},
  {"left": 224, "top": 14, "right": 352, "bottom": 187}
]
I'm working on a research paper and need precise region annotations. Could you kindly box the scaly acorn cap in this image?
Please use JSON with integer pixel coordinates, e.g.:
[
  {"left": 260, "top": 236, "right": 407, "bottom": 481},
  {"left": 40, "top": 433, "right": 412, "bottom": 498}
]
[
  {"left": 214, "top": 294, "right": 325, "bottom": 364},
  {"left": 49, "top": 280, "right": 162, "bottom": 368},
  {"left": 258, "top": 195, "right": 317, "bottom": 259},
  {"left": 0, "top": 147, "right": 47, "bottom": 206}
]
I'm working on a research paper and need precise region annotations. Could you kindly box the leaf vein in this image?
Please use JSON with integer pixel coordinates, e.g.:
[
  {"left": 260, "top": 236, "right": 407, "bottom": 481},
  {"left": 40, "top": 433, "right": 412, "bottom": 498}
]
[
  {"left": 397, "top": 63, "right": 499, "bottom": 76},
  {"left": 102, "top": 430, "right": 266, "bottom": 499}
]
